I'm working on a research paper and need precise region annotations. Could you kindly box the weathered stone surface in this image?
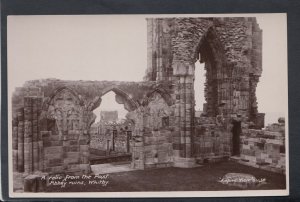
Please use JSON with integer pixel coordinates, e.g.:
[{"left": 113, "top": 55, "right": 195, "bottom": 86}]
[
  {"left": 145, "top": 17, "right": 262, "bottom": 121},
  {"left": 239, "top": 119, "right": 286, "bottom": 173}
]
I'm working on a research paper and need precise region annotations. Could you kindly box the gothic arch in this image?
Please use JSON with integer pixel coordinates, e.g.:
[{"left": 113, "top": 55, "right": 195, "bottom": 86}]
[
  {"left": 143, "top": 87, "right": 174, "bottom": 107},
  {"left": 194, "top": 26, "right": 227, "bottom": 117},
  {"left": 39, "top": 86, "right": 85, "bottom": 131},
  {"left": 41, "top": 86, "right": 84, "bottom": 112},
  {"left": 89, "top": 86, "right": 139, "bottom": 113}
]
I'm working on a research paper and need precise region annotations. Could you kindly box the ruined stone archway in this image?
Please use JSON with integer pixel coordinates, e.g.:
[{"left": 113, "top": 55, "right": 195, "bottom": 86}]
[
  {"left": 144, "top": 17, "right": 263, "bottom": 165},
  {"left": 195, "top": 26, "right": 226, "bottom": 117},
  {"left": 40, "top": 86, "right": 141, "bottom": 173},
  {"left": 39, "top": 86, "right": 91, "bottom": 174},
  {"left": 87, "top": 87, "right": 139, "bottom": 163}
]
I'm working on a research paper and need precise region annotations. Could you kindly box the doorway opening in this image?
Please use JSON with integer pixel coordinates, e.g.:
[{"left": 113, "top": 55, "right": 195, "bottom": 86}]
[{"left": 89, "top": 91, "right": 135, "bottom": 174}]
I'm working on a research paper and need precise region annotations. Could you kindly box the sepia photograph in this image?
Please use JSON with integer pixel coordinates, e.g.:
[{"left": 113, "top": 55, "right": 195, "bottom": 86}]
[{"left": 7, "top": 13, "right": 288, "bottom": 198}]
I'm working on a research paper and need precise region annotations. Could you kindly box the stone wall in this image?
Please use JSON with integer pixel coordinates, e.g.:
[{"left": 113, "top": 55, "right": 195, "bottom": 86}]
[
  {"left": 145, "top": 17, "right": 262, "bottom": 120},
  {"left": 144, "top": 17, "right": 264, "bottom": 166},
  {"left": 39, "top": 87, "right": 91, "bottom": 174},
  {"left": 128, "top": 92, "right": 174, "bottom": 169},
  {"left": 12, "top": 79, "right": 174, "bottom": 175},
  {"left": 239, "top": 119, "right": 286, "bottom": 174},
  {"left": 12, "top": 79, "right": 167, "bottom": 112}
]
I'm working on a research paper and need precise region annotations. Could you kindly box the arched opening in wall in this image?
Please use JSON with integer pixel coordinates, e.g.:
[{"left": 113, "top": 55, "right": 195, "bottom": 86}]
[
  {"left": 195, "top": 34, "right": 220, "bottom": 119},
  {"left": 89, "top": 91, "right": 135, "bottom": 173},
  {"left": 192, "top": 31, "right": 225, "bottom": 159},
  {"left": 194, "top": 61, "right": 206, "bottom": 120},
  {"left": 93, "top": 91, "right": 128, "bottom": 122}
]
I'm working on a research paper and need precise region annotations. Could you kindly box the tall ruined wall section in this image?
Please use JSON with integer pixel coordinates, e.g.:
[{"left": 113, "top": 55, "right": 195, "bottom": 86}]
[
  {"left": 145, "top": 18, "right": 214, "bottom": 164},
  {"left": 145, "top": 17, "right": 263, "bottom": 163},
  {"left": 211, "top": 18, "right": 263, "bottom": 123},
  {"left": 145, "top": 17, "right": 262, "bottom": 122},
  {"left": 128, "top": 92, "right": 174, "bottom": 169}
]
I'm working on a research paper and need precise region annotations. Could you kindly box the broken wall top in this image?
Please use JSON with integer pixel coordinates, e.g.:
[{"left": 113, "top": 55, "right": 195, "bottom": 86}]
[
  {"left": 145, "top": 17, "right": 262, "bottom": 80},
  {"left": 12, "top": 79, "right": 174, "bottom": 112}
]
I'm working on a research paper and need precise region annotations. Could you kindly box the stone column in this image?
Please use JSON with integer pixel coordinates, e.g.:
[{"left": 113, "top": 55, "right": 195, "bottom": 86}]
[
  {"left": 36, "top": 97, "right": 44, "bottom": 171},
  {"left": 131, "top": 134, "right": 144, "bottom": 170},
  {"left": 131, "top": 109, "right": 145, "bottom": 170},
  {"left": 32, "top": 98, "right": 38, "bottom": 172},
  {"left": 12, "top": 114, "right": 18, "bottom": 172},
  {"left": 79, "top": 130, "right": 90, "bottom": 174},
  {"left": 173, "top": 61, "right": 196, "bottom": 167},
  {"left": 32, "top": 97, "right": 42, "bottom": 172},
  {"left": 126, "top": 131, "right": 131, "bottom": 153},
  {"left": 24, "top": 97, "right": 33, "bottom": 173},
  {"left": 173, "top": 76, "right": 182, "bottom": 158},
  {"left": 17, "top": 108, "right": 24, "bottom": 172}
]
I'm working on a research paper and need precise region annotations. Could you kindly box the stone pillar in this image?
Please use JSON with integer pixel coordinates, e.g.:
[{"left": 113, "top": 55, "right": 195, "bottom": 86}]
[
  {"left": 36, "top": 97, "right": 44, "bottom": 171},
  {"left": 17, "top": 108, "right": 24, "bottom": 172},
  {"left": 131, "top": 135, "right": 144, "bottom": 170},
  {"left": 126, "top": 131, "right": 130, "bottom": 153},
  {"left": 12, "top": 114, "right": 19, "bottom": 172},
  {"left": 178, "top": 75, "right": 194, "bottom": 158},
  {"left": 32, "top": 98, "right": 39, "bottom": 172},
  {"left": 24, "top": 97, "right": 33, "bottom": 173},
  {"left": 40, "top": 131, "right": 52, "bottom": 172},
  {"left": 173, "top": 78, "right": 182, "bottom": 158},
  {"left": 131, "top": 110, "right": 145, "bottom": 170},
  {"left": 173, "top": 62, "right": 196, "bottom": 167},
  {"left": 144, "top": 18, "right": 155, "bottom": 81},
  {"left": 79, "top": 131, "right": 90, "bottom": 174}
]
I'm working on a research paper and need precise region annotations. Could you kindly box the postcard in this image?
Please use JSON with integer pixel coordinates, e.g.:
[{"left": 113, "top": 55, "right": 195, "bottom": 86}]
[{"left": 7, "top": 13, "right": 288, "bottom": 198}]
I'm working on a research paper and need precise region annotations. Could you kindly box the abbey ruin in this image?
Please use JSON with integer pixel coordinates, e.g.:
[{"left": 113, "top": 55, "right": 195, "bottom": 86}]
[{"left": 11, "top": 17, "right": 286, "bottom": 191}]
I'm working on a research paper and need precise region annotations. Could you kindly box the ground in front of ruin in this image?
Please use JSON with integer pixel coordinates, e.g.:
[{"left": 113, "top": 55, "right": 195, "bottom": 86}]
[{"left": 46, "top": 161, "right": 286, "bottom": 192}]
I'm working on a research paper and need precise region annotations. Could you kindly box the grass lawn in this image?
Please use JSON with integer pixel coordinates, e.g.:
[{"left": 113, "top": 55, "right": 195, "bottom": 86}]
[{"left": 46, "top": 161, "right": 286, "bottom": 192}]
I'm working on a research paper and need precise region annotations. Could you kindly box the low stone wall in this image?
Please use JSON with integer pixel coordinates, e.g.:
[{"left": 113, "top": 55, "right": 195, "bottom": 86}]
[
  {"left": 240, "top": 121, "right": 285, "bottom": 174},
  {"left": 90, "top": 133, "right": 130, "bottom": 154}
]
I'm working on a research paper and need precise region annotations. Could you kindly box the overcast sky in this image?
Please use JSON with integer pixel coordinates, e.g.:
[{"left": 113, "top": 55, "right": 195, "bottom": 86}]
[{"left": 7, "top": 14, "right": 287, "bottom": 125}]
